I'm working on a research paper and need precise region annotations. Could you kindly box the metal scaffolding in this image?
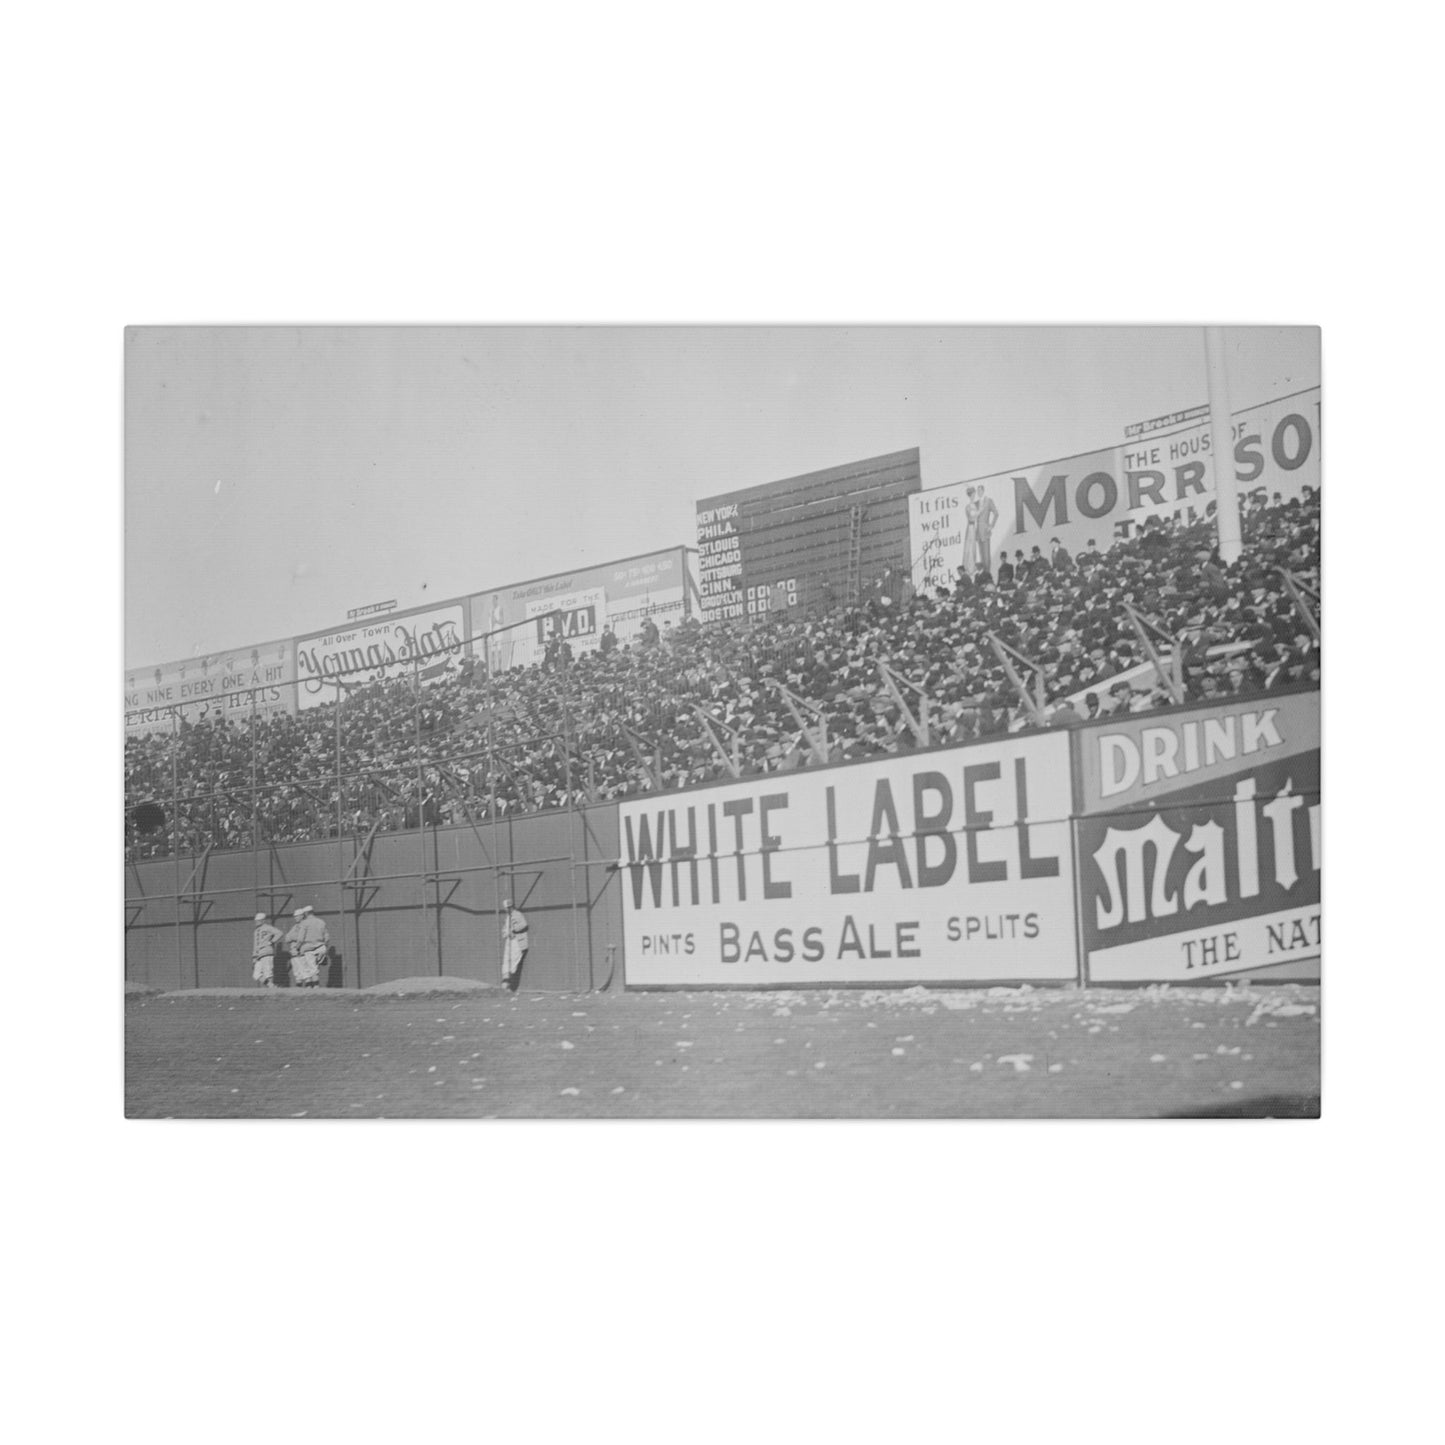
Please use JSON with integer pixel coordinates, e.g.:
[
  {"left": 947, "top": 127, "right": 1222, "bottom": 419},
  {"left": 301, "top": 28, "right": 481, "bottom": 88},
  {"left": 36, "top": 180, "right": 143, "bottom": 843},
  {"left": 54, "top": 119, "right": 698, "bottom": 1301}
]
[{"left": 124, "top": 613, "right": 622, "bottom": 990}]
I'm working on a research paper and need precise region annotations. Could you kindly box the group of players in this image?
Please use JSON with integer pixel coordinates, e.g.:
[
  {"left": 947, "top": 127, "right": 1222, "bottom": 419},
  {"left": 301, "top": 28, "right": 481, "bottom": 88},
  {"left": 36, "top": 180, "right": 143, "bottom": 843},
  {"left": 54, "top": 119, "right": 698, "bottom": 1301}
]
[
  {"left": 250, "top": 905, "right": 332, "bottom": 988},
  {"left": 250, "top": 900, "right": 529, "bottom": 990}
]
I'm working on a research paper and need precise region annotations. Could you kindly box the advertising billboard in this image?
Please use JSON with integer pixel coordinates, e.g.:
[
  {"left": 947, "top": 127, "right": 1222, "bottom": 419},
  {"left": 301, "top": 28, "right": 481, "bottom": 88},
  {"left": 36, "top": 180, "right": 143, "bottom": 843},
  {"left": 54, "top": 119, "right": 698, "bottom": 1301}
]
[
  {"left": 910, "top": 387, "right": 1321, "bottom": 593},
  {"left": 618, "top": 731, "right": 1078, "bottom": 986},
  {"left": 1075, "top": 692, "right": 1321, "bottom": 983},
  {"left": 293, "top": 602, "right": 467, "bottom": 709},
  {"left": 470, "top": 547, "right": 687, "bottom": 671},
  {"left": 125, "top": 638, "right": 296, "bottom": 735}
]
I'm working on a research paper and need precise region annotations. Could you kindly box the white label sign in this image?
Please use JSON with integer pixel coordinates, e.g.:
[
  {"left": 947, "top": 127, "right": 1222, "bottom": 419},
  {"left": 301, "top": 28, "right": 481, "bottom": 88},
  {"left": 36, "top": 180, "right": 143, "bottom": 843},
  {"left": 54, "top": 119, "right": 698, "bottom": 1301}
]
[{"left": 619, "top": 733, "right": 1078, "bottom": 986}]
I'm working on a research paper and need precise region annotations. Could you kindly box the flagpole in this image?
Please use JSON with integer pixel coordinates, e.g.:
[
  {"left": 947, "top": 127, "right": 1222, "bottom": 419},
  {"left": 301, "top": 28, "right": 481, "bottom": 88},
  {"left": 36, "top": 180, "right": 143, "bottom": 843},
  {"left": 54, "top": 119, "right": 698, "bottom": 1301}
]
[{"left": 1205, "top": 326, "right": 1242, "bottom": 563}]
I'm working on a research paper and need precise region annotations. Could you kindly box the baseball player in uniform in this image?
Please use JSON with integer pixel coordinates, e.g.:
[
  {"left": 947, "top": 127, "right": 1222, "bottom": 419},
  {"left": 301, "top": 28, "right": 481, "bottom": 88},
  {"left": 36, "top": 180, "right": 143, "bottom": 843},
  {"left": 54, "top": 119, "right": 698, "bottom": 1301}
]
[
  {"left": 284, "top": 905, "right": 331, "bottom": 988},
  {"left": 251, "top": 912, "right": 283, "bottom": 987},
  {"left": 501, "top": 898, "right": 529, "bottom": 991}
]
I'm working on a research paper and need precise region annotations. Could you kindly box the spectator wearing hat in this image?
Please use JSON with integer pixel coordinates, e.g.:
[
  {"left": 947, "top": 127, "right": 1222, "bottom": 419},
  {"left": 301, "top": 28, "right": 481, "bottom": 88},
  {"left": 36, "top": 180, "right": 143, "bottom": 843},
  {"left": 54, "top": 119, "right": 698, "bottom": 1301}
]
[
  {"left": 284, "top": 905, "right": 331, "bottom": 988},
  {"left": 251, "top": 912, "right": 282, "bottom": 988},
  {"left": 1099, "top": 681, "right": 1133, "bottom": 716},
  {"left": 1049, "top": 536, "right": 1073, "bottom": 572},
  {"left": 1201, "top": 547, "right": 1230, "bottom": 597}
]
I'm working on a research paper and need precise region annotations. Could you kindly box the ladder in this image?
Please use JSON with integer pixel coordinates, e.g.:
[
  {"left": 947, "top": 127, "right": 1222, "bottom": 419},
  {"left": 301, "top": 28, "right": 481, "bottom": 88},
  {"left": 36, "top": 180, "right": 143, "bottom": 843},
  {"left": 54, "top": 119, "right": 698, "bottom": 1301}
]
[{"left": 845, "top": 505, "right": 863, "bottom": 606}]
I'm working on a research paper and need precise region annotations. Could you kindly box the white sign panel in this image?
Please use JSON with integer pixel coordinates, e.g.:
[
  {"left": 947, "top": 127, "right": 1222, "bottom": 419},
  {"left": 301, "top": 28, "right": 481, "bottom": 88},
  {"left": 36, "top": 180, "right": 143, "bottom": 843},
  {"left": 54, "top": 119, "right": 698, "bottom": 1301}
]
[
  {"left": 1085, "top": 903, "right": 1321, "bottom": 983},
  {"left": 524, "top": 585, "right": 608, "bottom": 661},
  {"left": 619, "top": 733, "right": 1079, "bottom": 986},
  {"left": 910, "top": 386, "right": 1321, "bottom": 593},
  {"left": 472, "top": 549, "right": 687, "bottom": 672},
  {"left": 125, "top": 639, "right": 296, "bottom": 735},
  {"left": 294, "top": 603, "right": 466, "bottom": 709}
]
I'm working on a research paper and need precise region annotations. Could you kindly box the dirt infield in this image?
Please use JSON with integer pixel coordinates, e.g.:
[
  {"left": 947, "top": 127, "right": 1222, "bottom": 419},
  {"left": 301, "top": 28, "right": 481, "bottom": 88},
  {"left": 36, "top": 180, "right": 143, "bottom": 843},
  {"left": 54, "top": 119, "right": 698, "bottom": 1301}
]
[{"left": 124, "top": 982, "right": 1319, "bottom": 1118}]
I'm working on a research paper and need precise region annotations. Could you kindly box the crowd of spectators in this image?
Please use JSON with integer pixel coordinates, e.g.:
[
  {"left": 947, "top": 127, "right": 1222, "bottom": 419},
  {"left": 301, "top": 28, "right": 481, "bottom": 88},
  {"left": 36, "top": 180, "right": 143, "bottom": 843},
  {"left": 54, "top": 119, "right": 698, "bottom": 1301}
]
[{"left": 126, "top": 489, "right": 1320, "bottom": 859}]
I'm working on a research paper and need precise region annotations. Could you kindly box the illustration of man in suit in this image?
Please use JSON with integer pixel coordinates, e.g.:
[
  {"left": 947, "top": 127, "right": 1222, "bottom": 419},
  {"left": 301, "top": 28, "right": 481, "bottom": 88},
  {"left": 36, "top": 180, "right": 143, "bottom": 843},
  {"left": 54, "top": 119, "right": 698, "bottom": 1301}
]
[{"left": 973, "top": 486, "right": 999, "bottom": 578}]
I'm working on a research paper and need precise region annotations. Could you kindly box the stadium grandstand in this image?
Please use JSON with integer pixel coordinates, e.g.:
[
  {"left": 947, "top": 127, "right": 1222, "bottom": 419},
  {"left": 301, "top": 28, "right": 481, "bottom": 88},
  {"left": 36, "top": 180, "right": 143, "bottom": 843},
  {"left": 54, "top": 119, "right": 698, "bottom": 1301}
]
[{"left": 125, "top": 486, "right": 1319, "bottom": 862}]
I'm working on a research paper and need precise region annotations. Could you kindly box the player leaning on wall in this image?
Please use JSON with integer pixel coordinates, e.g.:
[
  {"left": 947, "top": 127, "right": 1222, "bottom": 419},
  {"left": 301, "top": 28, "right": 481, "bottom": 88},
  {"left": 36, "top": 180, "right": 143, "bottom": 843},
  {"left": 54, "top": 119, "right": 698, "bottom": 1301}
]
[{"left": 501, "top": 899, "right": 529, "bottom": 991}]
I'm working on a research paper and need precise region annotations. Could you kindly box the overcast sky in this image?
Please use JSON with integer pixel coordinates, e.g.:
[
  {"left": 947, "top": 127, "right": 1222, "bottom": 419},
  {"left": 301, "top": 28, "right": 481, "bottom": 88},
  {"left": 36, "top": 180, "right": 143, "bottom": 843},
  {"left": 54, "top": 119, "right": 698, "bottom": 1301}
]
[{"left": 124, "top": 325, "right": 1319, "bottom": 666}]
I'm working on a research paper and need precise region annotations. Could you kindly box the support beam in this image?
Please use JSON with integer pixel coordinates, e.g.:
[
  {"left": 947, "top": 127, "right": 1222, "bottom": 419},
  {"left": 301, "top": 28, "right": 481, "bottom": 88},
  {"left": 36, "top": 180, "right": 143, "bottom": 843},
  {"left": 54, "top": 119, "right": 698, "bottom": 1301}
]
[
  {"left": 549, "top": 737, "right": 599, "bottom": 805},
  {"left": 492, "top": 752, "right": 547, "bottom": 812},
  {"left": 766, "top": 679, "right": 831, "bottom": 766},
  {"left": 683, "top": 553, "right": 705, "bottom": 618},
  {"left": 689, "top": 704, "right": 743, "bottom": 779},
  {"left": 876, "top": 660, "right": 931, "bottom": 747},
  {"left": 621, "top": 724, "right": 664, "bottom": 792},
  {"left": 986, "top": 633, "right": 1049, "bottom": 728},
  {"left": 342, "top": 818, "right": 384, "bottom": 882},
  {"left": 429, "top": 762, "right": 507, "bottom": 858},
  {"left": 1277, "top": 568, "right": 1322, "bottom": 643},
  {"left": 358, "top": 771, "right": 406, "bottom": 802},
  {"left": 1121, "top": 601, "right": 1187, "bottom": 705},
  {"left": 1205, "top": 326, "right": 1242, "bottom": 564},
  {"left": 178, "top": 845, "right": 213, "bottom": 900}
]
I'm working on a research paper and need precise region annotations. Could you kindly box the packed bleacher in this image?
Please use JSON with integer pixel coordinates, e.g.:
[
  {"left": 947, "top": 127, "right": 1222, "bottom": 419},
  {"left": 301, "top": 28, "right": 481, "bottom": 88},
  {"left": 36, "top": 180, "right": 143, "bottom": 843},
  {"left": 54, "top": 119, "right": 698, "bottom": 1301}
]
[{"left": 125, "top": 489, "right": 1319, "bottom": 859}]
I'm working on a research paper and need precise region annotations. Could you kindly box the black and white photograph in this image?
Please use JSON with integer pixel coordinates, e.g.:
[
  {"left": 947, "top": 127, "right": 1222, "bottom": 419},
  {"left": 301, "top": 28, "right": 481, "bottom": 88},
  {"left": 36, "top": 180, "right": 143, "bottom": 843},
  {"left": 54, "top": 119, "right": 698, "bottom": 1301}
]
[
  {"left": 16, "top": 7, "right": 1444, "bottom": 1442},
  {"left": 124, "top": 324, "right": 1321, "bottom": 1118}
]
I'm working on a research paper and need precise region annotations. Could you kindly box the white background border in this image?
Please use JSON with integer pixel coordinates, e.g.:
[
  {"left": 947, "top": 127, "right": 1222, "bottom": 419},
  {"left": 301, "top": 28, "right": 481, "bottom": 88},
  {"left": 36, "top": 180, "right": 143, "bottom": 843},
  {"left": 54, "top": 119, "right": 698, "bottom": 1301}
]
[{"left": 8, "top": 4, "right": 1433, "bottom": 1442}]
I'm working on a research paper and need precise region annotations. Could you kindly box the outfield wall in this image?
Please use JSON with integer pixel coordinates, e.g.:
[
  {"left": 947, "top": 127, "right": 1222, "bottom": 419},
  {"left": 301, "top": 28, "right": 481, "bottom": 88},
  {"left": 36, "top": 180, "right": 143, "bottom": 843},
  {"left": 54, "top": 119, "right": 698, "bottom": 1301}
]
[
  {"left": 125, "top": 691, "right": 1319, "bottom": 991},
  {"left": 125, "top": 807, "right": 625, "bottom": 993}
]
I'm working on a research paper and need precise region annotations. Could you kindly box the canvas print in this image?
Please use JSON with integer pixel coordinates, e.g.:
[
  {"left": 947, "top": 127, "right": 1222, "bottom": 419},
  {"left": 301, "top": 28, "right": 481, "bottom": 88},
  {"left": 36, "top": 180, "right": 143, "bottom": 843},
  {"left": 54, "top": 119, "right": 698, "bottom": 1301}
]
[{"left": 125, "top": 325, "right": 1320, "bottom": 1117}]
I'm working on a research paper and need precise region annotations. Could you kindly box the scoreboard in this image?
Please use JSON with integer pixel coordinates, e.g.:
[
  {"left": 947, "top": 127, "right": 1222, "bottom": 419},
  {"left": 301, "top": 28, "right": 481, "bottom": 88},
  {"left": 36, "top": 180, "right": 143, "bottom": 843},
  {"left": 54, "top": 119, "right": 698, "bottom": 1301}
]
[{"left": 695, "top": 448, "right": 921, "bottom": 623}]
